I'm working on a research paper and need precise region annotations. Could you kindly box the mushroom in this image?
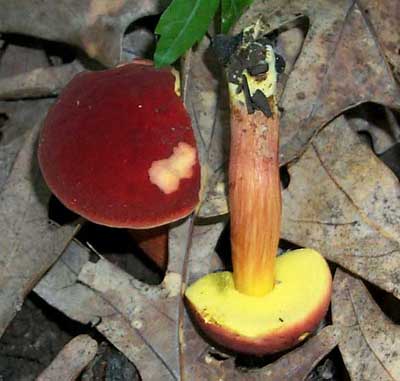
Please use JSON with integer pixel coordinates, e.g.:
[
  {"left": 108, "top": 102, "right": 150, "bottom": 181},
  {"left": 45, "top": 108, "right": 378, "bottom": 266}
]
[
  {"left": 38, "top": 59, "right": 201, "bottom": 268},
  {"left": 185, "top": 25, "right": 332, "bottom": 355}
]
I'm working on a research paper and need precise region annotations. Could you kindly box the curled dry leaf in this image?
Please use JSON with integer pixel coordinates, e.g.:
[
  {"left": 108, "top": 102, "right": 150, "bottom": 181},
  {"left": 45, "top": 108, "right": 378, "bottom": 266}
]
[
  {"left": 78, "top": 218, "right": 228, "bottom": 380},
  {"left": 0, "top": 40, "right": 55, "bottom": 188},
  {"left": 0, "top": 0, "right": 168, "bottom": 67},
  {"left": 180, "top": 325, "right": 340, "bottom": 380},
  {"left": 282, "top": 116, "right": 400, "bottom": 298},
  {"left": 356, "top": 0, "right": 400, "bottom": 81},
  {"left": 0, "top": 123, "right": 77, "bottom": 337},
  {"left": 80, "top": 263, "right": 180, "bottom": 380},
  {"left": 181, "top": 36, "right": 230, "bottom": 218},
  {"left": 234, "top": 0, "right": 400, "bottom": 164},
  {"left": 347, "top": 106, "right": 400, "bottom": 155},
  {"left": 35, "top": 218, "right": 196, "bottom": 381},
  {"left": 256, "top": 325, "right": 341, "bottom": 381},
  {"left": 0, "top": 139, "right": 22, "bottom": 191},
  {"left": 332, "top": 269, "right": 400, "bottom": 381},
  {"left": 36, "top": 335, "right": 98, "bottom": 381},
  {"left": 33, "top": 239, "right": 115, "bottom": 325},
  {"left": 0, "top": 43, "right": 48, "bottom": 79},
  {"left": 0, "top": 31, "right": 154, "bottom": 101},
  {"left": 274, "top": 26, "right": 305, "bottom": 99},
  {"left": 0, "top": 61, "right": 84, "bottom": 100},
  {"left": 0, "top": 100, "right": 54, "bottom": 145},
  {"left": 0, "top": 99, "right": 54, "bottom": 190},
  {"left": 122, "top": 27, "right": 155, "bottom": 62},
  {"left": 35, "top": 238, "right": 176, "bottom": 380}
]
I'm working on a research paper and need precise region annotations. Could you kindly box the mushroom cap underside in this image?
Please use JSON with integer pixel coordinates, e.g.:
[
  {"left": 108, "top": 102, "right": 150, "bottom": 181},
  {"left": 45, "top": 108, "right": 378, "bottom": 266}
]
[{"left": 185, "top": 249, "right": 332, "bottom": 355}]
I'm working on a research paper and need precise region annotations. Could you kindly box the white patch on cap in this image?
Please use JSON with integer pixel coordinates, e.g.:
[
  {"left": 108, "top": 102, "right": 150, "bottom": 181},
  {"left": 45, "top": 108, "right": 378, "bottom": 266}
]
[{"left": 148, "top": 142, "right": 196, "bottom": 194}]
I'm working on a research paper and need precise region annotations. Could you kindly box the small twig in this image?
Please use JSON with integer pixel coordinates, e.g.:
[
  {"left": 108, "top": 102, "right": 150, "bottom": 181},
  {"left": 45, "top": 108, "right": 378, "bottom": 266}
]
[{"left": 36, "top": 335, "right": 98, "bottom": 381}]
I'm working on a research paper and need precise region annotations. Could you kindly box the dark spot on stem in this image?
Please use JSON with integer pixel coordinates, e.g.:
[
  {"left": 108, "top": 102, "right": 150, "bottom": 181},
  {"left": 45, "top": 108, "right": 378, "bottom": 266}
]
[
  {"left": 252, "top": 90, "right": 272, "bottom": 117},
  {"left": 275, "top": 54, "right": 286, "bottom": 73},
  {"left": 247, "top": 63, "right": 269, "bottom": 76},
  {"left": 241, "top": 75, "right": 255, "bottom": 114}
]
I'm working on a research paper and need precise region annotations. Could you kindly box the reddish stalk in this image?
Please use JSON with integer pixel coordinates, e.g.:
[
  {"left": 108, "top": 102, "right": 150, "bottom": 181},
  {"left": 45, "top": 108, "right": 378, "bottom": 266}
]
[{"left": 229, "top": 98, "right": 281, "bottom": 296}]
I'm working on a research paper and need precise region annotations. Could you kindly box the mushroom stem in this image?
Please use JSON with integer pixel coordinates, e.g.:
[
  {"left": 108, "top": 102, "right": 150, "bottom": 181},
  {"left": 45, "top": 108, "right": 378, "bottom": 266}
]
[
  {"left": 128, "top": 226, "right": 168, "bottom": 270},
  {"left": 225, "top": 25, "right": 282, "bottom": 297},
  {"left": 229, "top": 96, "right": 281, "bottom": 296},
  {"left": 184, "top": 25, "right": 332, "bottom": 354}
]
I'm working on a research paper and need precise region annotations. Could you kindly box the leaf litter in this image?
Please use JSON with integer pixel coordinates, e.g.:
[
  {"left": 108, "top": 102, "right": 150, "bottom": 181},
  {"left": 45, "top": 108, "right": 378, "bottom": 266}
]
[
  {"left": 0, "top": 122, "right": 77, "bottom": 337},
  {"left": 0, "top": 0, "right": 399, "bottom": 379},
  {"left": 0, "top": 0, "right": 169, "bottom": 67},
  {"left": 181, "top": 35, "right": 231, "bottom": 218},
  {"left": 34, "top": 217, "right": 340, "bottom": 380},
  {"left": 332, "top": 269, "right": 400, "bottom": 381},
  {"left": 282, "top": 116, "right": 400, "bottom": 298},
  {"left": 0, "top": 39, "right": 57, "bottom": 189}
]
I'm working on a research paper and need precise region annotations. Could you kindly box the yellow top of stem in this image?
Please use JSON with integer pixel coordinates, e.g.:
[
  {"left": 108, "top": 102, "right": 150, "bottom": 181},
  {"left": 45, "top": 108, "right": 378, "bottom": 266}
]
[{"left": 229, "top": 21, "right": 278, "bottom": 105}]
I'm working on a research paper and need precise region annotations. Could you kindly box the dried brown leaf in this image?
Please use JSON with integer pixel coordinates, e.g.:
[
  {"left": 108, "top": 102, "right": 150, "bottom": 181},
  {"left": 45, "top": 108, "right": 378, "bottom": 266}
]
[
  {"left": 235, "top": 0, "right": 400, "bottom": 164},
  {"left": 0, "top": 43, "right": 48, "bottom": 79},
  {"left": 347, "top": 106, "right": 400, "bottom": 155},
  {"left": 256, "top": 326, "right": 341, "bottom": 381},
  {"left": 122, "top": 28, "right": 155, "bottom": 62},
  {"left": 77, "top": 218, "right": 227, "bottom": 380},
  {"left": 0, "top": 40, "right": 55, "bottom": 186},
  {"left": 35, "top": 219, "right": 198, "bottom": 381},
  {"left": 0, "top": 100, "right": 53, "bottom": 144},
  {"left": 0, "top": 99, "right": 54, "bottom": 190},
  {"left": 0, "top": 122, "right": 77, "bottom": 337},
  {"left": 34, "top": 239, "right": 115, "bottom": 324},
  {"left": 0, "top": 139, "right": 22, "bottom": 190},
  {"left": 182, "top": 37, "right": 230, "bottom": 218},
  {"left": 0, "top": 0, "right": 168, "bottom": 66},
  {"left": 0, "top": 61, "right": 84, "bottom": 100},
  {"left": 356, "top": 0, "right": 400, "bottom": 81},
  {"left": 0, "top": 29, "right": 155, "bottom": 101},
  {"left": 79, "top": 258, "right": 178, "bottom": 380},
  {"left": 282, "top": 116, "right": 400, "bottom": 297},
  {"left": 35, "top": 239, "right": 175, "bottom": 380},
  {"left": 332, "top": 269, "right": 400, "bottom": 380},
  {"left": 180, "top": 326, "right": 340, "bottom": 380},
  {"left": 35, "top": 216, "right": 225, "bottom": 380}
]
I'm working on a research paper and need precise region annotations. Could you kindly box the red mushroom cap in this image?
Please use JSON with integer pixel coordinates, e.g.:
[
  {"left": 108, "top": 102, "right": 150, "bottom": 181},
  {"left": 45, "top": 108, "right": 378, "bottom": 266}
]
[{"left": 38, "top": 61, "right": 200, "bottom": 228}]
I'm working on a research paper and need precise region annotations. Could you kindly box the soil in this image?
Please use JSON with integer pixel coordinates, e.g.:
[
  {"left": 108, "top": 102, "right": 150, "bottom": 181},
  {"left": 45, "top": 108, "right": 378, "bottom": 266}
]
[{"left": 0, "top": 294, "right": 86, "bottom": 380}]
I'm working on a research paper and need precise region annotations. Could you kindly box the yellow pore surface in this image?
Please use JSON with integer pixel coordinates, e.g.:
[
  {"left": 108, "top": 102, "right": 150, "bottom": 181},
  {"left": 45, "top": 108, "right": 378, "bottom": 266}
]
[{"left": 185, "top": 249, "right": 331, "bottom": 338}]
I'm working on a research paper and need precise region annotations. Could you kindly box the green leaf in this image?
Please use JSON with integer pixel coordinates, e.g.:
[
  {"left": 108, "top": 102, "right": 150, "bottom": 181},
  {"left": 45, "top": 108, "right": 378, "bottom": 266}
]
[
  {"left": 154, "top": 0, "right": 219, "bottom": 68},
  {"left": 221, "top": 0, "right": 254, "bottom": 34}
]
